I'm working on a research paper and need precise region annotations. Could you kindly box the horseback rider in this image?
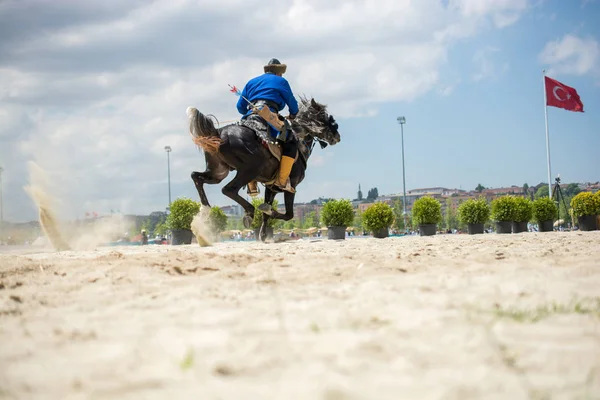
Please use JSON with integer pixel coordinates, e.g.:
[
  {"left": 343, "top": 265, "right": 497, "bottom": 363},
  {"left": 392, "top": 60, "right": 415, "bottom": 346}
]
[{"left": 237, "top": 58, "right": 299, "bottom": 195}]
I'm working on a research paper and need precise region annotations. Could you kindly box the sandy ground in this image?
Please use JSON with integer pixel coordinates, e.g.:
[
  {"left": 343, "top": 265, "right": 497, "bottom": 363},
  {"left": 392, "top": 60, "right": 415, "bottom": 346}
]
[{"left": 0, "top": 232, "right": 599, "bottom": 400}]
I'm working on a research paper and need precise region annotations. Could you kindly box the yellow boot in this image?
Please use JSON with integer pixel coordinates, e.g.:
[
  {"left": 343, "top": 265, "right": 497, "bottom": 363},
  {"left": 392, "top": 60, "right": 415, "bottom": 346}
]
[
  {"left": 247, "top": 181, "right": 259, "bottom": 197},
  {"left": 275, "top": 155, "right": 296, "bottom": 193}
]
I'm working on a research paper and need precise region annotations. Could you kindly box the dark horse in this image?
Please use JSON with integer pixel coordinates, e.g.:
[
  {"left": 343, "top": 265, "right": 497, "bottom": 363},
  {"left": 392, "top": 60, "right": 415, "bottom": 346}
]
[{"left": 187, "top": 97, "right": 340, "bottom": 241}]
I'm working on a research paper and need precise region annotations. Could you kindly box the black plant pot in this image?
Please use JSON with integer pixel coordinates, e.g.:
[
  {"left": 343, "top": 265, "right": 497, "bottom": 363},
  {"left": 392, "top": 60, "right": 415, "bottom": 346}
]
[
  {"left": 512, "top": 221, "right": 528, "bottom": 234},
  {"left": 171, "top": 229, "right": 193, "bottom": 245},
  {"left": 538, "top": 220, "right": 554, "bottom": 232},
  {"left": 495, "top": 221, "right": 512, "bottom": 234},
  {"left": 467, "top": 223, "right": 484, "bottom": 235},
  {"left": 372, "top": 228, "right": 389, "bottom": 238},
  {"left": 418, "top": 224, "right": 436, "bottom": 236},
  {"left": 327, "top": 226, "right": 346, "bottom": 240},
  {"left": 578, "top": 215, "right": 599, "bottom": 231}
]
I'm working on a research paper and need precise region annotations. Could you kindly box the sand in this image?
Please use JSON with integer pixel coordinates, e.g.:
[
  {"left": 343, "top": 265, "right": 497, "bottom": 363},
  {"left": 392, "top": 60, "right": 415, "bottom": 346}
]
[{"left": 0, "top": 232, "right": 599, "bottom": 400}]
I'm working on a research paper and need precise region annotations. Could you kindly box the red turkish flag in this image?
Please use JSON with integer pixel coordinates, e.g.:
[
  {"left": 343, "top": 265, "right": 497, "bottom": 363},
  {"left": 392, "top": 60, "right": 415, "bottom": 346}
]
[{"left": 545, "top": 76, "right": 584, "bottom": 112}]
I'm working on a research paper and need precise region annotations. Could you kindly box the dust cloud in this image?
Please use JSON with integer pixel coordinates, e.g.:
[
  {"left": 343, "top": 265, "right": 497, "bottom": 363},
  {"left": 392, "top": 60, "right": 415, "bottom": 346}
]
[
  {"left": 191, "top": 206, "right": 213, "bottom": 247},
  {"left": 23, "top": 161, "right": 135, "bottom": 251}
]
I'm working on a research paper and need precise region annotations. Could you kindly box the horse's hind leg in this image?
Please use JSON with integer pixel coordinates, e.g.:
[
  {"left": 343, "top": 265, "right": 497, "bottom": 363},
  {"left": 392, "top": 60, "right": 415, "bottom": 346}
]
[
  {"left": 221, "top": 171, "right": 256, "bottom": 228},
  {"left": 191, "top": 153, "right": 229, "bottom": 207}
]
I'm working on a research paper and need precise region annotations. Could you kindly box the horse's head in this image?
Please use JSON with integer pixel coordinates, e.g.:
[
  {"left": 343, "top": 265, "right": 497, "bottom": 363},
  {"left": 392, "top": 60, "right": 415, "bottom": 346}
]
[{"left": 292, "top": 97, "right": 340, "bottom": 146}]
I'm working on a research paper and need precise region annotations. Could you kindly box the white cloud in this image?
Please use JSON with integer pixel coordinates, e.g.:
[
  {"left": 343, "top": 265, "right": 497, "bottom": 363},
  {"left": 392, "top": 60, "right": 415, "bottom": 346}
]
[
  {"left": 471, "top": 47, "right": 510, "bottom": 81},
  {"left": 0, "top": 0, "right": 532, "bottom": 221},
  {"left": 539, "top": 34, "right": 600, "bottom": 79},
  {"left": 449, "top": 0, "right": 529, "bottom": 27},
  {"left": 438, "top": 80, "right": 461, "bottom": 96}
]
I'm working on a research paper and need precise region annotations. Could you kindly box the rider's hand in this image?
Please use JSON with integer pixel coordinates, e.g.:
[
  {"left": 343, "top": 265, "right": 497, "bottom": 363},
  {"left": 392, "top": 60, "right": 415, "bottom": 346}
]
[{"left": 287, "top": 113, "right": 296, "bottom": 120}]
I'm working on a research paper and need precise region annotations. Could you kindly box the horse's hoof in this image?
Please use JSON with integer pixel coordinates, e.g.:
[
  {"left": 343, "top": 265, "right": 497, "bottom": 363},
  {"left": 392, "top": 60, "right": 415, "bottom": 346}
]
[
  {"left": 243, "top": 215, "right": 253, "bottom": 229},
  {"left": 257, "top": 203, "right": 273, "bottom": 216}
]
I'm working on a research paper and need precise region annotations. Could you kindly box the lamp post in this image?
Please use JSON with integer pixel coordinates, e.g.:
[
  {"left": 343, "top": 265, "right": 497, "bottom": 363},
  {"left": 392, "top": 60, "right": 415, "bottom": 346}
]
[
  {"left": 396, "top": 116, "right": 407, "bottom": 233},
  {"left": 164, "top": 146, "right": 172, "bottom": 210}
]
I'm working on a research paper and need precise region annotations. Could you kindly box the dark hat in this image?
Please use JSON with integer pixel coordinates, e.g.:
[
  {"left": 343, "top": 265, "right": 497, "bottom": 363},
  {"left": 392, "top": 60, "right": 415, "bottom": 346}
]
[{"left": 264, "top": 58, "right": 287, "bottom": 74}]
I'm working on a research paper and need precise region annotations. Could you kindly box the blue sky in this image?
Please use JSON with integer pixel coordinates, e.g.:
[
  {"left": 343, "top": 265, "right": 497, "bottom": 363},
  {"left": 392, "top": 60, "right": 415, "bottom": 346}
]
[
  {"left": 0, "top": 0, "right": 599, "bottom": 222},
  {"left": 326, "top": 0, "right": 600, "bottom": 198}
]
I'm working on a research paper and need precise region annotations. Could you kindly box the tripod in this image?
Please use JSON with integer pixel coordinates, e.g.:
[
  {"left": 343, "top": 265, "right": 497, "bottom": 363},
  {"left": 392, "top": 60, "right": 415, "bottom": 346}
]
[{"left": 551, "top": 176, "right": 570, "bottom": 230}]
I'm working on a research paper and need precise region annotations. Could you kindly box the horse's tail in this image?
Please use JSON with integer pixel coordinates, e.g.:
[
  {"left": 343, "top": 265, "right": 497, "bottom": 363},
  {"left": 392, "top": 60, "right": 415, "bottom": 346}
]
[{"left": 186, "top": 107, "right": 223, "bottom": 154}]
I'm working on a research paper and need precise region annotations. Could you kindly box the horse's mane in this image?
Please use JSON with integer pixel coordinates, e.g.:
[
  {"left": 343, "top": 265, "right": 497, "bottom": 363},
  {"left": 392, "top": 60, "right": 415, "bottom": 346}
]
[
  {"left": 298, "top": 95, "right": 328, "bottom": 117},
  {"left": 294, "top": 95, "right": 329, "bottom": 138}
]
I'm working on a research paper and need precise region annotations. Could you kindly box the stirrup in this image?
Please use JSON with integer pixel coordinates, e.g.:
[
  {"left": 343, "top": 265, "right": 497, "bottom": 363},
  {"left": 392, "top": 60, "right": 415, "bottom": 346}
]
[
  {"left": 275, "top": 178, "right": 295, "bottom": 193},
  {"left": 247, "top": 182, "right": 260, "bottom": 197}
]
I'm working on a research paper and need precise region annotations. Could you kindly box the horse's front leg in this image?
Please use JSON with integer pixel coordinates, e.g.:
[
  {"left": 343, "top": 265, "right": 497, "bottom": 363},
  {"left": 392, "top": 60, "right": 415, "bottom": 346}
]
[
  {"left": 221, "top": 171, "right": 256, "bottom": 228},
  {"left": 280, "top": 191, "right": 296, "bottom": 221},
  {"left": 259, "top": 187, "right": 277, "bottom": 242},
  {"left": 259, "top": 191, "right": 295, "bottom": 221},
  {"left": 191, "top": 154, "right": 229, "bottom": 207}
]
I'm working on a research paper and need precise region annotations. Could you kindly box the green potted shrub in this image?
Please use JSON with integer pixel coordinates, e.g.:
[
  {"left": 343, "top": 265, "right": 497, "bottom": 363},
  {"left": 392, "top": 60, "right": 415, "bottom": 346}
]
[
  {"left": 412, "top": 196, "right": 442, "bottom": 236},
  {"left": 166, "top": 197, "right": 201, "bottom": 245},
  {"left": 208, "top": 206, "right": 228, "bottom": 236},
  {"left": 457, "top": 197, "right": 490, "bottom": 235},
  {"left": 511, "top": 196, "right": 532, "bottom": 233},
  {"left": 571, "top": 192, "right": 600, "bottom": 231},
  {"left": 362, "top": 202, "right": 395, "bottom": 238},
  {"left": 321, "top": 199, "right": 355, "bottom": 240},
  {"left": 491, "top": 195, "right": 515, "bottom": 234},
  {"left": 532, "top": 197, "right": 557, "bottom": 232},
  {"left": 252, "top": 198, "right": 278, "bottom": 240}
]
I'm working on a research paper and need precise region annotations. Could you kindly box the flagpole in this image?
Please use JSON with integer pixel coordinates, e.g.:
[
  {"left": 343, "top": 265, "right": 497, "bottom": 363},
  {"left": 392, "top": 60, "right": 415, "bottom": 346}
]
[{"left": 543, "top": 69, "right": 552, "bottom": 199}]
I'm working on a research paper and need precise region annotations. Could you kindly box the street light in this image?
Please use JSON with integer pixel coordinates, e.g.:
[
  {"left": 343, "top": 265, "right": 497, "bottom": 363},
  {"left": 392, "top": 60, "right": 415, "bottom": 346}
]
[
  {"left": 396, "top": 116, "right": 407, "bottom": 233},
  {"left": 164, "top": 146, "right": 172, "bottom": 209}
]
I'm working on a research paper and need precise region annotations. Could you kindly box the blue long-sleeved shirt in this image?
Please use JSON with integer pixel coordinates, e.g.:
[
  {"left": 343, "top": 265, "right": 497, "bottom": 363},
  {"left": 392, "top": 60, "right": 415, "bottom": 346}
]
[{"left": 236, "top": 73, "right": 299, "bottom": 117}]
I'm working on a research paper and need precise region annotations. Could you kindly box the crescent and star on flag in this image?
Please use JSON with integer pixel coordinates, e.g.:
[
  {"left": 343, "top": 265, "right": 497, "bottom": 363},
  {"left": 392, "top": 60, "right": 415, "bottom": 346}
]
[
  {"left": 552, "top": 85, "right": 571, "bottom": 102},
  {"left": 544, "top": 75, "right": 584, "bottom": 112}
]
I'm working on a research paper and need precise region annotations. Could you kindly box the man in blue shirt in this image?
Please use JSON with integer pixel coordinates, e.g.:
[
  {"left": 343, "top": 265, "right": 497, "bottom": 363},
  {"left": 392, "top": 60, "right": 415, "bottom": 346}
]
[{"left": 237, "top": 58, "right": 299, "bottom": 195}]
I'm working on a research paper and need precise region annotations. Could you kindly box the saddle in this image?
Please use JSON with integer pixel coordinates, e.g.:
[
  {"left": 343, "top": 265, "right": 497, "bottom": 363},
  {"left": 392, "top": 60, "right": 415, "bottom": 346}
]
[
  {"left": 241, "top": 114, "right": 292, "bottom": 162},
  {"left": 240, "top": 113, "right": 309, "bottom": 187}
]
